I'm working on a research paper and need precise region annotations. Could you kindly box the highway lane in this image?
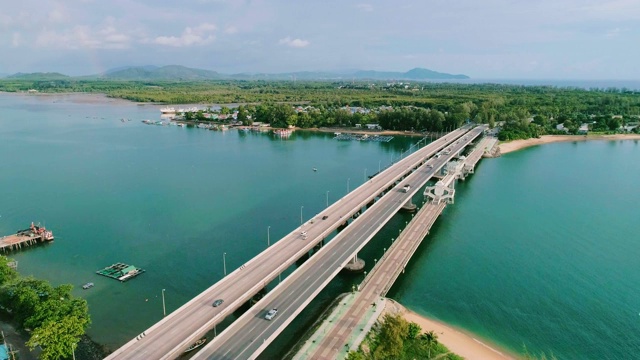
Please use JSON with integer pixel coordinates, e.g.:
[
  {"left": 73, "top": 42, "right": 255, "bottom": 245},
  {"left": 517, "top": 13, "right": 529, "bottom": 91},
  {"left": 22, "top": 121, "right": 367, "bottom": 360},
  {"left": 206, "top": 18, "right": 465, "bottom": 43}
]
[
  {"left": 106, "top": 127, "right": 473, "bottom": 360},
  {"left": 193, "top": 126, "right": 485, "bottom": 359}
]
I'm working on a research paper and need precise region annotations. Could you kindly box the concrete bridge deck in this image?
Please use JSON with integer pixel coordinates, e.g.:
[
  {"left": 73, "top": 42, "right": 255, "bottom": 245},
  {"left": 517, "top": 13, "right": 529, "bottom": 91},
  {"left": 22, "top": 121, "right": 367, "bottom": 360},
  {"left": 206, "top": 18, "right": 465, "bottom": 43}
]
[
  {"left": 295, "top": 139, "right": 487, "bottom": 360},
  {"left": 191, "top": 126, "right": 486, "bottom": 359},
  {"left": 107, "top": 127, "right": 476, "bottom": 360}
]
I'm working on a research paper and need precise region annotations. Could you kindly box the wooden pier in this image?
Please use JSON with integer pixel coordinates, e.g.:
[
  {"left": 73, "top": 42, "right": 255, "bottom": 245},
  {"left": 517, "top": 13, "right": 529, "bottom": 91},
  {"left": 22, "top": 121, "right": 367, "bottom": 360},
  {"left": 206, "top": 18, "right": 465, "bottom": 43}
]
[{"left": 0, "top": 224, "right": 54, "bottom": 252}]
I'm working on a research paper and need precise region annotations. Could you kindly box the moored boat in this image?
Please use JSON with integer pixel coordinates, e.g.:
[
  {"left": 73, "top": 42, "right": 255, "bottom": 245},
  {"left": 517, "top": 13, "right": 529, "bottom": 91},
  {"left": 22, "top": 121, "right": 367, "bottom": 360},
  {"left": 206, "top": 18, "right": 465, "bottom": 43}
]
[{"left": 184, "top": 338, "right": 207, "bottom": 353}]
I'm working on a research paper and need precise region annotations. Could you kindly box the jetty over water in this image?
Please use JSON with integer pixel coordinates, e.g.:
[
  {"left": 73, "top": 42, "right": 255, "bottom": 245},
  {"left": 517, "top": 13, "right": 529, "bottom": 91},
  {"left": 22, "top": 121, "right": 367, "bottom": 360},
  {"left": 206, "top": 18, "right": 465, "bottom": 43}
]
[
  {"left": 334, "top": 133, "right": 394, "bottom": 142},
  {"left": 0, "top": 223, "right": 54, "bottom": 252}
]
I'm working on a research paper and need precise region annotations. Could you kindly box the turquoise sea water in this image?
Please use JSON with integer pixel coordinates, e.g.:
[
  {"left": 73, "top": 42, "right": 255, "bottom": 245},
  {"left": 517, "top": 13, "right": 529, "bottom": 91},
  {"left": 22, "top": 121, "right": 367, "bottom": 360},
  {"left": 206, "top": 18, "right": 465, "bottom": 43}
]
[
  {"left": 392, "top": 140, "right": 640, "bottom": 359},
  {"left": 2, "top": 93, "right": 639, "bottom": 359}
]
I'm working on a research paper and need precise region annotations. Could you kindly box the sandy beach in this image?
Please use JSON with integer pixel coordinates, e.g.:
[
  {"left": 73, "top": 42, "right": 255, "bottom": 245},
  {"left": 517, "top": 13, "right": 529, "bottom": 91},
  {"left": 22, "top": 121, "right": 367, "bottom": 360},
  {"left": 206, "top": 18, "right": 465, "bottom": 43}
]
[
  {"left": 500, "top": 134, "right": 640, "bottom": 154},
  {"left": 401, "top": 310, "right": 518, "bottom": 360}
]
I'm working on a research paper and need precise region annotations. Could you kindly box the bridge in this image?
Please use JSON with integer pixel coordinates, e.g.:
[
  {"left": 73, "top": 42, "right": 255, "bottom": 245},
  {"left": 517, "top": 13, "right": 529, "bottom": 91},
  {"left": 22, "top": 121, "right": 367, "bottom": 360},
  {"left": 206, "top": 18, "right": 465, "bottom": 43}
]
[
  {"left": 294, "top": 134, "right": 494, "bottom": 360},
  {"left": 107, "top": 125, "right": 482, "bottom": 360},
  {"left": 191, "top": 126, "right": 486, "bottom": 359}
]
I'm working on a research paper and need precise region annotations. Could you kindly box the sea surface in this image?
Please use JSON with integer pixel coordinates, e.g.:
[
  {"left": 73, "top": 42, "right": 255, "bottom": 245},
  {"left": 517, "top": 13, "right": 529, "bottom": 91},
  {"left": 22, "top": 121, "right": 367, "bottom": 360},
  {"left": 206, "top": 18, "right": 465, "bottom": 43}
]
[{"left": 1, "top": 93, "right": 638, "bottom": 359}]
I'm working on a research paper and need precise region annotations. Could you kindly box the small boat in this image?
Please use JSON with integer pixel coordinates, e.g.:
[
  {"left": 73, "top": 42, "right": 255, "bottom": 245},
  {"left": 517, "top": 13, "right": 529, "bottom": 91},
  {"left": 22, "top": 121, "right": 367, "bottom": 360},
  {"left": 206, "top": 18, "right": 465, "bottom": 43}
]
[
  {"left": 184, "top": 338, "right": 207, "bottom": 353},
  {"left": 82, "top": 282, "right": 94, "bottom": 289},
  {"left": 312, "top": 167, "right": 318, "bottom": 172}
]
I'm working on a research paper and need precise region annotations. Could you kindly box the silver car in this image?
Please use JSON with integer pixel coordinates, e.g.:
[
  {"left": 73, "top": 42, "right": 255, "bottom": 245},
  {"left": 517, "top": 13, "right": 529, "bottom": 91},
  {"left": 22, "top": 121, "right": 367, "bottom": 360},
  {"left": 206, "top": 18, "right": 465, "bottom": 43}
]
[{"left": 265, "top": 308, "right": 278, "bottom": 320}]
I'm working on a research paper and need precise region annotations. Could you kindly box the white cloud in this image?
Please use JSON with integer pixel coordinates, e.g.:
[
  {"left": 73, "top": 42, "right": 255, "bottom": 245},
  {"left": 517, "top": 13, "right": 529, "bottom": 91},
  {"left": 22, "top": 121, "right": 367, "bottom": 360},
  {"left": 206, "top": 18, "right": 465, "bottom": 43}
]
[
  {"left": 153, "top": 23, "right": 217, "bottom": 47},
  {"left": 356, "top": 3, "right": 373, "bottom": 12},
  {"left": 34, "top": 24, "right": 132, "bottom": 50},
  {"left": 12, "top": 32, "right": 22, "bottom": 47},
  {"left": 225, "top": 26, "right": 238, "bottom": 34},
  {"left": 278, "top": 36, "right": 310, "bottom": 48},
  {"left": 48, "top": 8, "right": 68, "bottom": 23},
  {"left": 604, "top": 27, "right": 624, "bottom": 38}
]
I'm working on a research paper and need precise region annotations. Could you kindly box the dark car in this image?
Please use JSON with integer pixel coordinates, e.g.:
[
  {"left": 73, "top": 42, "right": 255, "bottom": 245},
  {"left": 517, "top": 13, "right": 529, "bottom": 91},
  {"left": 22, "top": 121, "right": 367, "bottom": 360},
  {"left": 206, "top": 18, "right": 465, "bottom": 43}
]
[
  {"left": 212, "top": 299, "right": 224, "bottom": 307},
  {"left": 322, "top": 215, "right": 328, "bottom": 220}
]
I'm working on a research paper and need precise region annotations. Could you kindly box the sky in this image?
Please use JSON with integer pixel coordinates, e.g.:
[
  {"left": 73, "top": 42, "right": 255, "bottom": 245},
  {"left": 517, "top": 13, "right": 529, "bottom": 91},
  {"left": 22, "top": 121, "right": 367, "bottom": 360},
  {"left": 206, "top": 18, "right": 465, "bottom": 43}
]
[{"left": 1, "top": 0, "right": 639, "bottom": 79}]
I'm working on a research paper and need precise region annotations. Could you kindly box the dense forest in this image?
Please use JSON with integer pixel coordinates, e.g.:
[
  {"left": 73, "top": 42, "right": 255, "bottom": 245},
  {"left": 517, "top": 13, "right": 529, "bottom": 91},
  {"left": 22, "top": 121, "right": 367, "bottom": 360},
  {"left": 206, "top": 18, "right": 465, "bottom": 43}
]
[
  {"left": 2, "top": 78, "right": 639, "bottom": 140},
  {"left": 0, "top": 256, "right": 91, "bottom": 360}
]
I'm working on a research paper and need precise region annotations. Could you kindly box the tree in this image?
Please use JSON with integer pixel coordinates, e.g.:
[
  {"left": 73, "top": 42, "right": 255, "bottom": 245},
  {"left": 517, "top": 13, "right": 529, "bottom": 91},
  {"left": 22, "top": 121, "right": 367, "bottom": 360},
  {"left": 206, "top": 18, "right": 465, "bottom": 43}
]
[
  {"left": 345, "top": 350, "right": 368, "bottom": 360},
  {"left": 237, "top": 106, "right": 250, "bottom": 125},
  {"left": 372, "top": 313, "right": 408, "bottom": 359},
  {"left": 0, "top": 256, "right": 17, "bottom": 285},
  {"left": 27, "top": 316, "right": 85, "bottom": 360},
  {"left": 407, "top": 322, "right": 421, "bottom": 339}
]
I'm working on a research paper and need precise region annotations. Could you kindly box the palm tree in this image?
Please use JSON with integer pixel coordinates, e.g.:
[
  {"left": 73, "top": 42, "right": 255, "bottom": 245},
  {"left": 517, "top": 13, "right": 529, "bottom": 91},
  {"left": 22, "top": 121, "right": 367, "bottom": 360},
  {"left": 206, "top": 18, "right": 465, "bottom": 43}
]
[{"left": 420, "top": 331, "right": 438, "bottom": 358}]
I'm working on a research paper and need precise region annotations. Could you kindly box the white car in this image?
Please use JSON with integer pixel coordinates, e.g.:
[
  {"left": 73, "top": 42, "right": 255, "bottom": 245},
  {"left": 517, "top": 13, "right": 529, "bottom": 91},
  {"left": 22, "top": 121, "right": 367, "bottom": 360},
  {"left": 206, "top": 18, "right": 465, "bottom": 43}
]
[
  {"left": 402, "top": 184, "right": 411, "bottom": 193},
  {"left": 265, "top": 308, "right": 278, "bottom": 320}
]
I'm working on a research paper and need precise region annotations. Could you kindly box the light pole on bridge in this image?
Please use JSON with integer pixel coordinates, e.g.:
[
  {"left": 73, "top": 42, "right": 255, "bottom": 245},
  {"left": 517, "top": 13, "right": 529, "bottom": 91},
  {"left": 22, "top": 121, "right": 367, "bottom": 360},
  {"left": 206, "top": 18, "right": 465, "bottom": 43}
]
[
  {"left": 162, "top": 288, "right": 166, "bottom": 317},
  {"left": 267, "top": 226, "right": 270, "bottom": 247},
  {"left": 300, "top": 206, "right": 304, "bottom": 225},
  {"left": 223, "top": 252, "right": 227, "bottom": 276},
  {"left": 326, "top": 191, "right": 330, "bottom": 208}
]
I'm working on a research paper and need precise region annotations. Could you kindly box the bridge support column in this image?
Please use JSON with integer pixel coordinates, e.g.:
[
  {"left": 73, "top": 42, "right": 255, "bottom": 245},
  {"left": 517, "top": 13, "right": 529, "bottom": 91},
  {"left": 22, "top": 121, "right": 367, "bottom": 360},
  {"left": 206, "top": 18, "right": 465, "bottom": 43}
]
[
  {"left": 400, "top": 199, "right": 417, "bottom": 212},
  {"left": 343, "top": 255, "right": 365, "bottom": 273}
]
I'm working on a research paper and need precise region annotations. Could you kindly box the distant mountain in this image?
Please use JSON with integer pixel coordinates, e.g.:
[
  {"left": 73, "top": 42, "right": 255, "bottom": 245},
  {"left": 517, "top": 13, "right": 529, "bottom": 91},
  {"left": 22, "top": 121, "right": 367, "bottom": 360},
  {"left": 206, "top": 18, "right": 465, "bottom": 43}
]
[
  {"left": 2, "top": 66, "right": 469, "bottom": 82},
  {"left": 6, "top": 72, "right": 70, "bottom": 80},
  {"left": 354, "top": 68, "right": 469, "bottom": 80},
  {"left": 230, "top": 71, "right": 347, "bottom": 80},
  {"left": 230, "top": 68, "right": 468, "bottom": 81},
  {"left": 101, "top": 65, "right": 222, "bottom": 80},
  {"left": 104, "top": 65, "right": 159, "bottom": 74}
]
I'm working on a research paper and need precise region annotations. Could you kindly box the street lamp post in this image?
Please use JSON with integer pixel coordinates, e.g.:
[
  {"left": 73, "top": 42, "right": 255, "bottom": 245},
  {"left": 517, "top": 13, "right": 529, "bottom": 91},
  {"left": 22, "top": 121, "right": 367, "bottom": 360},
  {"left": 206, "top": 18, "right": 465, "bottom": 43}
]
[
  {"left": 326, "top": 191, "right": 329, "bottom": 208},
  {"left": 267, "top": 226, "right": 270, "bottom": 247},
  {"left": 300, "top": 206, "right": 304, "bottom": 225},
  {"left": 223, "top": 252, "right": 227, "bottom": 276},
  {"left": 162, "top": 289, "right": 166, "bottom": 317}
]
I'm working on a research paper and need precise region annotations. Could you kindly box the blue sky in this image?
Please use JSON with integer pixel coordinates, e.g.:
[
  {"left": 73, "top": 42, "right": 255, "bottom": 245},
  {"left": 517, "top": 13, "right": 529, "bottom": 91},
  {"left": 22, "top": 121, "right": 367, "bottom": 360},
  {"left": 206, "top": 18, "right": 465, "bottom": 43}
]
[{"left": 1, "top": 0, "right": 638, "bottom": 79}]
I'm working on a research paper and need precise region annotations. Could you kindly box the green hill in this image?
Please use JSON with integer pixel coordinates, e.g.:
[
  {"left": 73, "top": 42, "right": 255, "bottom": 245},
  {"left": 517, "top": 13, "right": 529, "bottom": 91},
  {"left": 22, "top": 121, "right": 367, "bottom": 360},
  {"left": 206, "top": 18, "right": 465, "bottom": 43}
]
[
  {"left": 354, "top": 67, "right": 468, "bottom": 80},
  {"left": 101, "top": 65, "right": 222, "bottom": 80},
  {"left": 6, "top": 72, "right": 70, "bottom": 80}
]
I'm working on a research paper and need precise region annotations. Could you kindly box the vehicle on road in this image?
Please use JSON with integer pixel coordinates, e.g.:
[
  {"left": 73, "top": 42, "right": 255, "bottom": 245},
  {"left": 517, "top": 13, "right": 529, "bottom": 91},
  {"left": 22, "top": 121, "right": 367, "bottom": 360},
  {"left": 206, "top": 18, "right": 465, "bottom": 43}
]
[
  {"left": 402, "top": 184, "right": 411, "bottom": 193},
  {"left": 265, "top": 308, "right": 278, "bottom": 320},
  {"left": 212, "top": 299, "right": 224, "bottom": 307},
  {"left": 322, "top": 215, "right": 328, "bottom": 220}
]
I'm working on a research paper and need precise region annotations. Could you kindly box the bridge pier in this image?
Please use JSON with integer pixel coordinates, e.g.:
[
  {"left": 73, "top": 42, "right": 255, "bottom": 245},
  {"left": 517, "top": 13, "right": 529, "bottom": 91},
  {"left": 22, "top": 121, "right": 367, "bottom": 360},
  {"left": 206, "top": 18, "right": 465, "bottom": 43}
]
[
  {"left": 400, "top": 199, "right": 417, "bottom": 212},
  {"left": 312, "top": 239, "right": 324, "bottom": 253},
  {"left": 343, "top": 254, "right": 365, "bottom": 273}
]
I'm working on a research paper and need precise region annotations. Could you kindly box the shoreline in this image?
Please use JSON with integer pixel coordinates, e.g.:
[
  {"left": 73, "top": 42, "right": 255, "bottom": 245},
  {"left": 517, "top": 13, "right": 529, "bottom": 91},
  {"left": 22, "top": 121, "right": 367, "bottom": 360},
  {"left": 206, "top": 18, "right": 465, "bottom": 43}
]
[
  {"left": 399, "top": 306, "right": 519, "bottom": 360},
  {"left": 500, "top": 134, "right": 640, "bottom": 154}
]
